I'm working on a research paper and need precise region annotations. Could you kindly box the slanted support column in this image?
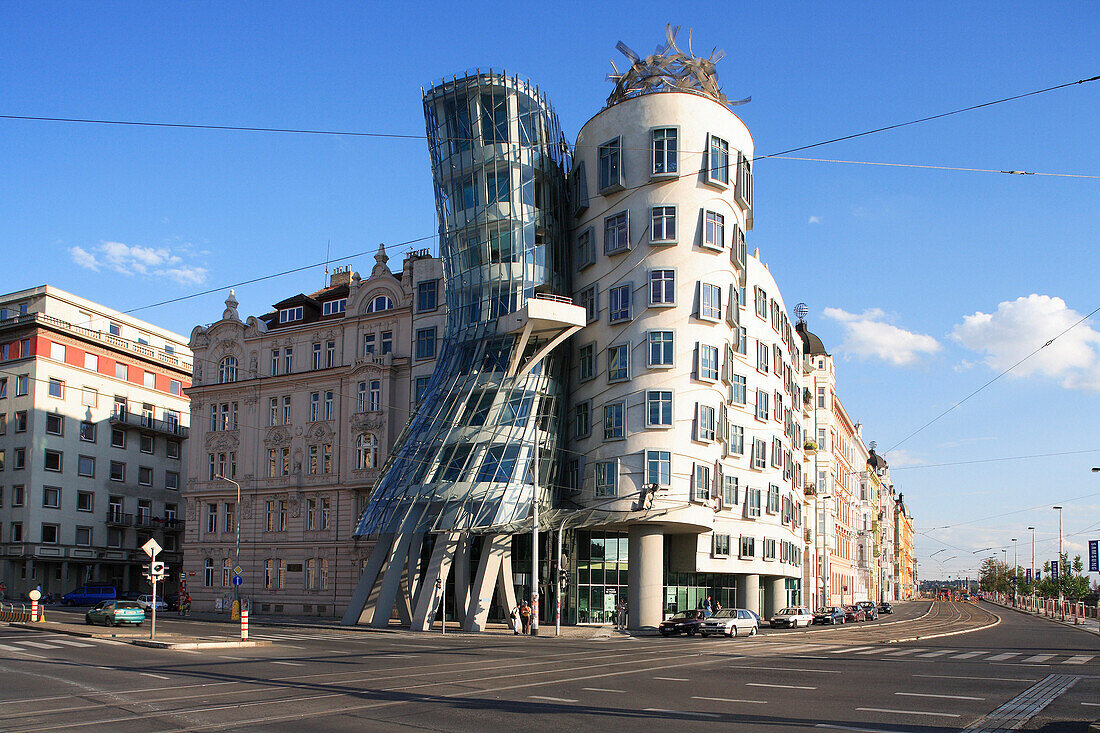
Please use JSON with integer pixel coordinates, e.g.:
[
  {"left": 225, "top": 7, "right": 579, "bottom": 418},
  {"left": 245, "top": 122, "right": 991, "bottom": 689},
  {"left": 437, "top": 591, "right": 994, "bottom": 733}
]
[
  {"left": 371, "top": 532, "right": 415, "bottom": 628},
  {"left": 341, "top": 534, "right": 393, "bottom": 626},
  {"left": 411, "top": 532, "right": 461, "bottom": 631},
  {"left": 627, "top": 524, "right": 664, "bottom": 630},
  {"left": 464, "top": 534, "right": 510, "bottom": 632},
  {"left": 395, "top": 533, "right": 425, "bottom": 626},
  {"left": 453, "top": 534, "right": 471, "bottom": 625},
  {"left": 765, "top": 577, "right": 786, "bottom": 619}
]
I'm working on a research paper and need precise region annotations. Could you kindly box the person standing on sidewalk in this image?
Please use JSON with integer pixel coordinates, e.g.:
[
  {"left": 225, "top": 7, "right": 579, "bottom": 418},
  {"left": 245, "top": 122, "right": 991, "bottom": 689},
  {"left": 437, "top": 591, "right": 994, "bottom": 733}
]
[
  {"left": 520, "top": 601, "right": 531, "bottom": 634},
  {"left": 511, "top": 604, "right": 522, "bottom": 635}
]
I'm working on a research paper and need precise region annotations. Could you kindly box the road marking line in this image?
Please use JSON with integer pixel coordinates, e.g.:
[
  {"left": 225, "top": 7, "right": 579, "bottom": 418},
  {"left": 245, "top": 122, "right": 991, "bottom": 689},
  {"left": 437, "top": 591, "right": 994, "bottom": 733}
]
[
  {"left": 141, "top": 673, "right": 170, "bottom": 680},
  {"left": 1063, "top": 655, "right": 1093, "bottom": 665},
  {"left": 1021, "top": 654, "right": 1055, "bottom": 663},
  {"left": 271, "top": 661, "right": 302, "bottom": 666},
  {"left": 529, "top": 695, "right": 577, "bottom": 703},
  {"left": 51, "top": 639, "right": 94, "bottom": 647},
  {"left": 582, "top": 687, "right": 625, "bottom": 693},
  {"left": 856, "top": 648, "right": 889, "bottom": 655},
  {"left": 277, "top": 645, "right": 305, "bottom": 649},
  {"left": 1082, "top": 702, "right": 1100, "bottom": 706},
  {"left": 857, "top": 707, "right": 959, "bottom": 718},
  {"left": 985, "top": 653, "right": 1019, "bottom": 661},
  {"left": 896, "top": 692, "right": 984, "bottom": 701},
  {"left": 916, "top": 650, "right": 951, "bottom": 657},
  {"left": 13, "top": 641, "right": 59, "bottom": 649},
  {"left": 653, "top": 676, "right": 689, "bottom": 681},
  {"left": 220, "top": 656, "right": 248, "bottom": 661},
  {"left": 692, "top": 696, "right": 766, "bottom": 704},
  {"left": 730, "top": 665, "right": 841, "bottom": 674},
  {"left": 816, "top": 725, "right": 906, "bottom": 733},
  {"left": 951, "top": 651, "right": 986, "bottom": 659},
  {"left": 886, "top": 648, "right": 922, "bottom": 656},
  {"left": 832, "top": 646, "right": 872, "bottom": 653},
  {"left": 644, "top": 708, "right": 720, "bottom": 718},
  {"left": 0, "top": 644, "right": 26, "bottom": 652},
  {"left": 747, "top": 682, "right": 816, "bottom": 690},
  {"left": 914, "top": 674, "right": 1036, "bottom": 682}
]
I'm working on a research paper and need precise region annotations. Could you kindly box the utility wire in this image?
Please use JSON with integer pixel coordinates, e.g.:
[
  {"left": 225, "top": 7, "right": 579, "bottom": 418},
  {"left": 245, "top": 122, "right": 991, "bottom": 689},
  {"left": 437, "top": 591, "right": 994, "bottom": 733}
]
[
  {"left": 771, "top": 155, "right": 1100, "bottom": 179},
  {"left": 888, "top": 448, "right": 1100, "bottom": 471}
]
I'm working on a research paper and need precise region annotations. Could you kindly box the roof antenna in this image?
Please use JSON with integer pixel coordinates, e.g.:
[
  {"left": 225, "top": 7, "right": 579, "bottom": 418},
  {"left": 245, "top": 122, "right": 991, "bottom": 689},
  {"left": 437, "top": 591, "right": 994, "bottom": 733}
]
[{"left": 324, "top": 239, "right": 331, "bottom": 286}]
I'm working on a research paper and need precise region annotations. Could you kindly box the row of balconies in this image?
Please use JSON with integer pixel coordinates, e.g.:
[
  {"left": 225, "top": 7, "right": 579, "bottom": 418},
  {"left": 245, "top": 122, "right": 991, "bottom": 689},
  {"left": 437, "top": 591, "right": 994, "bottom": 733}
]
[
  {"left": 104, "top": 511, "right": 184, "bottom": 531},
  {"left": 109, "top": 405, "right": 189, "bottom": 439}
]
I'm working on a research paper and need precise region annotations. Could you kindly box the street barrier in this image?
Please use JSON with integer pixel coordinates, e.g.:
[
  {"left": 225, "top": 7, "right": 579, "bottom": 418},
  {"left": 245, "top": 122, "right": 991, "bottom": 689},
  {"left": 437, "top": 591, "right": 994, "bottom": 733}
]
[
  {"left": 240, "top": 608, "right": 249, "bottom": 641},
  {"left": 0, "top": 602, "right": 33, "bottom": 622}
]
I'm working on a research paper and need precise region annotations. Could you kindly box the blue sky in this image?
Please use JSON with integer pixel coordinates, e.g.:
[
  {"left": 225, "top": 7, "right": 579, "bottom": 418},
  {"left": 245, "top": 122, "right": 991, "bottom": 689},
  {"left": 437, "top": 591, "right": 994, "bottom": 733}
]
[{"left": 3, "top": 2, "right": 1098, "bottom": 582}]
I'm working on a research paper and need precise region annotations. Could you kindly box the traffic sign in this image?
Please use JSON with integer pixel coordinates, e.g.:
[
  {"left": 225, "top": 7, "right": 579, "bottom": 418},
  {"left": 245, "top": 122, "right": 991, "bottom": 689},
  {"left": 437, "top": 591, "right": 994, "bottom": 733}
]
[
  {"left": 151, "top": 561, "right": 166, "bottom": 577},
  {"left": 141, "top": 538, "right": 163, "bottom": 558},
  {"left": 232, "top": 575, "right": 244, "bottom": 586},
  {"left": 1089, "top": 540, "right": 1098, "bottom": 573},
  {"left": 1051, "top": 560, "right": 1060, "bottom": 579},
  {"left": 233, "top": 565, "right": 243, "bottom": 576}
]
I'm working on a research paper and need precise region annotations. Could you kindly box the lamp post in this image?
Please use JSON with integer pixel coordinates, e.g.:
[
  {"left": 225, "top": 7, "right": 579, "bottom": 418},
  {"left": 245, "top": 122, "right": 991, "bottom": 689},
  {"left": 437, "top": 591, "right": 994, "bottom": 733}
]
[
  {"left": 215, "top": 474, "right": 241, "bottom": 618},
  {"left": 1053, "top": 505, "right": 1063, "bottom": 619},
  {"left": 817, "top": 492, "right": 833, "bottom": 608},
  {"left": 1027, "top": 526, "right": 1035, "bottom": 592},
  {"left": 1011, "top": 538, "right": 1018, "bottom": 605}
]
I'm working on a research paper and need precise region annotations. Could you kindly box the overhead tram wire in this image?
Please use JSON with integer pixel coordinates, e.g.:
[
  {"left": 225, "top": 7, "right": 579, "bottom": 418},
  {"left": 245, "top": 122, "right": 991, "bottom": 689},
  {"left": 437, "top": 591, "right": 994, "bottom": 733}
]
[{"left": 769, "top": 156, "right": 1100, "bottom": 179}]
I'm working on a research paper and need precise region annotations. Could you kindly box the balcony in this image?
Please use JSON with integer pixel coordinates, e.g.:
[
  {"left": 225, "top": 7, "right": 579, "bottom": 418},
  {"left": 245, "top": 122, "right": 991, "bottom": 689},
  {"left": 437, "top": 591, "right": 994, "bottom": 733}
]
[
  {"left": 105, "top": 511, "right": 133, "bottom": 527},
  {"left": 109, "top": 406, "right": 189, "bottom": 439}
]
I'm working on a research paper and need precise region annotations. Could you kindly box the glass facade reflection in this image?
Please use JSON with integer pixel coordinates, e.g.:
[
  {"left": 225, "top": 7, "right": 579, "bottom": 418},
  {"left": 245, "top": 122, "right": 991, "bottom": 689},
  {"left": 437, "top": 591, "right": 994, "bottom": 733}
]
[{"left": 354, "top": 73, "right": 572, "bottom": 537}]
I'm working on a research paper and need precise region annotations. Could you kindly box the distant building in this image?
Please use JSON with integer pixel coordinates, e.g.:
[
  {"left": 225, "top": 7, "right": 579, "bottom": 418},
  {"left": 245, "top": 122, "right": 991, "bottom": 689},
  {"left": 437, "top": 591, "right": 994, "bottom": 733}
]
[
  {"left": 0, "top": 286, "right": 191, "bottom": 598},
  {"left": 183, "top": 251, "right": 444, "bottom": 616}
]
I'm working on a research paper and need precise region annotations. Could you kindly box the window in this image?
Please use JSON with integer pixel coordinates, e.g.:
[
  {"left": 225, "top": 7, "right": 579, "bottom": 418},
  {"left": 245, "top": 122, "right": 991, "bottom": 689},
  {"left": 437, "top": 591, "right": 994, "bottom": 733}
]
[
  {"left": 14, "top": 447, "right": 25, "bottom": 470},
  {"left": 607, "top": 344, "right": 629, "bottom": 382},
  {"left": 414, "top": 376, "right": 431, "bottom": 403},
  {"left": 696, "top": 404, "right": 716, "bottom": 442},
  {"left": 603, "top": 402, "right": 625, "bottom": 440},
  {"left": 355, "top": 434, "right": 378, "bottom": 470},
  {"left": 166, "top": 471, "right": 179, "bottom": 490},
  {"left": 10, "top": 523, "right": 22, "bottom": 542},
  {"left": 325, "top": 340, "right": 336, "bottom": 368},
  {"left": 312, "top": 343, "right": 322, "bottom": 369},
  {"left": 748, "top": 487, "right": 762, "bottom": 517},
  {"left": 485, "top": 167, "right": 509, "bottom": 203},
  {"left": 143, "top": 370, "right": 155, "bottom": 389},
  {"left": 323, "top": 391, "right": 334, "bottom": 420},
  {"left": 266, "top": 500, "right": 288, "bottom": 532},
  {"left": 218, "top": 356, "right": 238, "bottom": 383},
  {"left": 752, "top": 439, "right": 767, "bottom": 470},
  {"left": 649, "top": 270, "right": 675, "bottom": 305},
  {"left": 723, "top": 475, "right": 739, "bottom": 506},
  {"left": 115, "top": 362, "right": 128, "bottom": 380},
  {"left": 309, "top": 392, "right": 319, "bottom": 421},
  {"left": 707, "top": 134, "right": 730, "bottom": 185},
  {"left": 651, "top": 127, "right": 678, "bottom": 175},
  {"left": 417, "top": 280, "right": 438, "bottom": 312},
  {"left": 817, "top": 387, "right": 826, "bottom": 408},
  {"left": 0, "top": 378, "right": 5, "bottom": 397},
  {"left": 206, "top": 503, "right": 218, "bottom": 533},
  {"left": 16, "top": 375, "right": 28, "bottom": 396},
  {"left": 732, "top": 374, "right": 747, "bottom": 404},
  {"left": 322, "top": 298, "right": 347, "bottom": 316},
  {"left": 270, "top": 348, "right": 280, "bottom": 375},
  {"left": 740, "top": 535, "right": 755, "bottom": 558},
  {"left": 755, "top": 287, "right": 768, "bottom": 319},
  {"left": 415, "top": 328, "right": 437, "bottom": 359},
  {"left": 81, "top": 386, "right": 98, "bottom": 407},
  {"left": 12, "top": 485, "right": 25, "bottom": 506},
  {"left": 75, "top": 526, "right": 92, "bottom": 547},
  {"left": 138, "top": 466, "right": 153, "bottom": 486},
  {"left": 46, "top": 413, "right": 63, "bottom": 435},
  {"left": 48, "top": 378, "right": 64, "bottom": 398},
  {"left": 14, "top": 411, "right": 27, "bottom": 433},
  {"left": 580, "top": 285, "right": 598, "bottom": 323},
  {"left": 574, "top": 401, "right": 591, "bottom": 439},
  {"left": 730, "top": 425, "right": 745, "bottom": 455},
  {"left": 736, "top": 152, "right": 754, "bottom": 209},
  {"left": 77, "top": 491, "right": 93, "bottom": 512},
  {"left": 362, "top": 333, "right": 375, "bottom": 355},
  {"left": 764, "top": 538, "right": 777, "bottom": 561},
  {"left": 44, "top": 449, "right": 62, "bottom": 472},
  {"left": 279, "top": 306, "right": 303, "bottom": 323},
  {"left": 322, "top": 444, "right": 332, "bottom": 474},
  {"left": 693, "top": 464, "right": 711, "bottom": 501},
  {"left": 82, "top": 352, "right": 98, "bottom": 371},
  {"left": 41, "top": 524, "right": 59, "bottom": 544},
  {"left": 43, "top": 486, "right": 60, "bottom": 508},
  {"left": 713, "top": 533, "right": 731, "bottom": 557},
  {"left": 283, "top": 347, "right": 293, "bottom": 373},
  {"left": 603, "top": 212, "right": 629, "bottom": 254},
  {"left": 703, "top": 210, "right": 725, "bottom": 250},
  {"left": 367, "top": 295, "right": 394, "bottom": 313},
  {"left": 697, "top": 344, "right": 719, "bottom": 381},
  {"left": 646, "top": 390, "right": 673, "bottom": 427},
  {"left": 650, "top": 205, "right": 676, "bottom": 243},
  {"left": 381, "top": 331, "right": 392, "bottom": 354},
  {"left": 768, "top": 483, "right": 781, "bottom": 513},
  {"left": 608, "top": 283, "right": 632, "bottom": 323},
  {"left": 699, "top": 283, "right": 722, "bottom": 321},
  {"left": 50, "top": 342, "right": 65, "bottom": 361},
  {"left": 756, "top": 390, "right": 769, "bottom": 420},
  {"left": 110, "top": 461, "right": 125, "bottom": 482},
  {"left": 576, "top": 229, "right": 595, "bottom": 269},
  {"left": 737, "top": 327, "right": 747, "bottom": 355},
  {"left": 595, "top": 461, "right": 617, "bottom": 498},
  {"left": 647, "top": 330, "right": 674, "bottom": 368},
  {"left": 78, "top": 455, "right": 95, "bottom": 477},
  {"left": 757, "top": 341, "right": 770, "bottom": 372},
  {"left": 598, "top": 137, "right": 623, "bottom": 192},
  {"left": 475, "top": 444, "right": 521, "bottom": 483},
  {"left": 269, "top": 397, "right": 279, "bottom": 426},
  {"left": 369, "top": 380, "right": 381, "bottom": 411},
  {"left": 140, "top": 434, "right": 154, "bottom": 454},
  {"left": 110, "top": 427, "right": 125, "bottom": 448},
  {"left": 167, "top": 439, "right": 179, "bottom": 459},
  {"left": 578, "top": 343, "right": 595, "bottom": 381}
]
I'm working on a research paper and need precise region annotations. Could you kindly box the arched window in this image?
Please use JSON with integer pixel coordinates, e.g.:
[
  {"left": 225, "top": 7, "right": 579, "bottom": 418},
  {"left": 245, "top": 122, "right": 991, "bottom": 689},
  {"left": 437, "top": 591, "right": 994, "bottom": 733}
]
[
  {"left": 356, "top": 434, "right": 379, "bottom": 470},
  {"left": 218, "top": 356, "right": 238, "bottom": 383},
  {"left": 367, "top": 295, "right": 394, "bottom": 313}
]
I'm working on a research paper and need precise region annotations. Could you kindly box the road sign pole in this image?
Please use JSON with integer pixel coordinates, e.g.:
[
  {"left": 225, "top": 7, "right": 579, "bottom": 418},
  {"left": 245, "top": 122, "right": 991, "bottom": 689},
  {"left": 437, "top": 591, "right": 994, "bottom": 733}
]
[{"left": 150, "top": 567, "right": 157, "bottom": 641}]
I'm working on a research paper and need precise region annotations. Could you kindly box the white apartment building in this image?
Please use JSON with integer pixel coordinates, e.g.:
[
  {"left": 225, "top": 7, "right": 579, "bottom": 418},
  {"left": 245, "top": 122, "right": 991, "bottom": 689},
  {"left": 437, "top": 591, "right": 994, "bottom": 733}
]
[
  {"left": 183, "top": 249, "right": 445, "bottom": 616},
  {"left": 0, "top": 286, "right": 191, "bottom": 598}
]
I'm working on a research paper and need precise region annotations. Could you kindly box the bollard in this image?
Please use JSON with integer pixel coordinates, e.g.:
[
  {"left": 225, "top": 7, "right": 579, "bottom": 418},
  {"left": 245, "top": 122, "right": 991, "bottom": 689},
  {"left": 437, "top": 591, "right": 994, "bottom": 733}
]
[
  {"left": 30, "top": 599, "right": 38, "bottom": 622},
  {"left": 240, "top": 608, "right": 248, "bottom": 641}
]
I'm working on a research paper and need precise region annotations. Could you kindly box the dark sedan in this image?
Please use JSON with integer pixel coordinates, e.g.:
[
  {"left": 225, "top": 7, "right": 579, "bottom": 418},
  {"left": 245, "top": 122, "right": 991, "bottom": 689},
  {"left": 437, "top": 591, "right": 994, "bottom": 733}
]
[
  {"left": 855, "top": 601, "right": 878, "bottom": 620},
  {"left": 812, "top": 606, "right": 846, "bottom": 625},
  {"left": 844, "top": 605, "right": 867, "bottom": 622},
  {"left": 877, "top": 602, "right": 893, "bottom": 614},
  {"left": 659, "top": 610, "right": 704, "bottom": 637}
]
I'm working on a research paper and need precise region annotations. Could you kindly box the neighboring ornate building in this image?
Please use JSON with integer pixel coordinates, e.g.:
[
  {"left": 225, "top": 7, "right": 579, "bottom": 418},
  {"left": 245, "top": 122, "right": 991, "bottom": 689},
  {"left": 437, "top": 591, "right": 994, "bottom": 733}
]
[
  {"left": 897, "top": 491, "right": 916, "bottom": 599},
  {"left": 183, "top": 250, "right": 445, "bottom": 616},
  {"left": 0, "top": 286, "right": 191, "bottom": 598}
]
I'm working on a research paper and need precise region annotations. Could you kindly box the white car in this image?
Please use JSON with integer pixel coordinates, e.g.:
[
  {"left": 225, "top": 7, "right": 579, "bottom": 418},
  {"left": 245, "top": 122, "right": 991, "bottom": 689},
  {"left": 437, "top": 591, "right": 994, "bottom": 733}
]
[
  {"left": 135, "top": 594, "right": 168, "bottom": 612},
  {"left": 770, "top": 606, "right": 814, "bottom": 628},
  {"left": 698, "top": 608, "right": 759, "bottom": 637}
]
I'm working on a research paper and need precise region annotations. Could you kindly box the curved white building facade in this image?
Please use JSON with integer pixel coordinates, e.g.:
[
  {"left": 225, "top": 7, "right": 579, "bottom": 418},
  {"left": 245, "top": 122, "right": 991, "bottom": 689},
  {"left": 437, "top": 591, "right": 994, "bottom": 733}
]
[{"left": 565, "top": 89, "right": 806, "bottom": 628}]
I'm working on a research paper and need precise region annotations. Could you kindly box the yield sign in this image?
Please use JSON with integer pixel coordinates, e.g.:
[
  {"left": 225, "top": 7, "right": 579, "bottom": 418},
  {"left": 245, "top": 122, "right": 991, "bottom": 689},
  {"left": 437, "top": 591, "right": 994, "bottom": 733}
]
[{"left": 141, "top": 538, "right": 163, "bottom": 558}]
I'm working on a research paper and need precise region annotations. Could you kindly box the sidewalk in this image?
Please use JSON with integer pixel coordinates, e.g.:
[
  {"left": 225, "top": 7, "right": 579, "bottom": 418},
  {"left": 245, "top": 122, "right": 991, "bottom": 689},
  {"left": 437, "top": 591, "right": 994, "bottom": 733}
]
[
  {"left": 986, "top": 599, "right": 1100, "bottom": 637},
  {"left": 9, "top": 616, "right": 270, "bottom": 649}
]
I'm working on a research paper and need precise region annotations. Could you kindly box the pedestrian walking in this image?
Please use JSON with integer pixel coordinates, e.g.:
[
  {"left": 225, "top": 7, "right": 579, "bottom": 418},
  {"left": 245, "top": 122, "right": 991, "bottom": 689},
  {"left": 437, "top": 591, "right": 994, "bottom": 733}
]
[
  {"left": 520, "top": 601, "right": 532, "bottom": 634},
  {"left": 510, "top": 604, "right": 522, "bottom": 635},
  {"left": 616, "top": 599, "right": 628, "bottom": 629},
  {"left": 703, "top": 596, "right": 713, "bottom": 618}
]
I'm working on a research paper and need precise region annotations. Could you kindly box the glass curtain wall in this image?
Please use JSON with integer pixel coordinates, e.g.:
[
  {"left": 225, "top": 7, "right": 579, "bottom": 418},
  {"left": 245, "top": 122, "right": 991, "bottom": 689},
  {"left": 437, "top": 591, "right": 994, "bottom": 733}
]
[{"left": 354, "top": 73, "right": 571, "bottom": 538}]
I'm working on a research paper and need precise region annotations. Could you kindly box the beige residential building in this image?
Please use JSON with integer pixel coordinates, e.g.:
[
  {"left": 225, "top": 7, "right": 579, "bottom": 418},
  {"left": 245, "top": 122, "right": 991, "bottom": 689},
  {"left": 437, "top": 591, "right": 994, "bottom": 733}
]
[
  {"left": 183, "top": 248, "right": 444, "bottom": 616},
  {"left": 0, "top": 286, "right": 191, "bottom": 598}
]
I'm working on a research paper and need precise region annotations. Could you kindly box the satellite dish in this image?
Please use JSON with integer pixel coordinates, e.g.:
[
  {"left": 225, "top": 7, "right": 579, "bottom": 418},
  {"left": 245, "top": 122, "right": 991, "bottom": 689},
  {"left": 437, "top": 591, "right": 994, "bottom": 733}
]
[{"left": 794, "top": 303, "right": 809, "bottom": 322}]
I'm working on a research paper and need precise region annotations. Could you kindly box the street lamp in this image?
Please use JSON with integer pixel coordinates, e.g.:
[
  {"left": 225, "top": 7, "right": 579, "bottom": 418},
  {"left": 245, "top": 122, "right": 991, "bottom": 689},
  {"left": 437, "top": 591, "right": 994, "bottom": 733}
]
[
  {"left": 1027, "top": 526, "right": 1035, "bottom": 592},
  {"left": 1011, "top": 538, "right": 1018, "bottom": 605},
  {"left": 817, "top": 493, "right": 833, "bottom": 608},
  {"left": 215, "top": 474, "right": 241, "bottom": 618},
  {"left": 1053, "top": 505, "right": 1063, "bottom": 619}
]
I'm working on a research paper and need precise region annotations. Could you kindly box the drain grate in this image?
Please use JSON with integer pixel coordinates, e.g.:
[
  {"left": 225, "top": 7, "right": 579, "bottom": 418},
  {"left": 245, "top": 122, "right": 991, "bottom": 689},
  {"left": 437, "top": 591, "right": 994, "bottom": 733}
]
[{"left": 963, "top": 673, "right": 1079, "bottom": 732}]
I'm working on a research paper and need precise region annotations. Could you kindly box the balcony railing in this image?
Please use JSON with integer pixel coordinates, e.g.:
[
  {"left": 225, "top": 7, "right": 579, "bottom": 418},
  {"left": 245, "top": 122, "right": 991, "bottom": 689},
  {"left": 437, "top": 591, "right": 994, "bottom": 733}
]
[
  {"left": 110, "top": 405, "right": 189, "bottom": 438},
  {"left": 105, "top": 511, "right": 133, "bottom": 527}
]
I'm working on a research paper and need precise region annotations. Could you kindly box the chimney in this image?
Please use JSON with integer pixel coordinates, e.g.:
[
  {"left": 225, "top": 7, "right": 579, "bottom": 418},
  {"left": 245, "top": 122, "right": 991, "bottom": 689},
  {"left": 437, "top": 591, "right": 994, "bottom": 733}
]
[{"left": 329, "top": 265, "right": 354, "bottom": 287}]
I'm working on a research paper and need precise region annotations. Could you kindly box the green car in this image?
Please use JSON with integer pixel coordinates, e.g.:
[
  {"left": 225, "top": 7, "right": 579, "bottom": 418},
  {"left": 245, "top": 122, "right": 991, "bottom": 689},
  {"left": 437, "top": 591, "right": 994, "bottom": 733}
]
[{"left": 85, "top": 600, "right": 145, "bottom": 627}]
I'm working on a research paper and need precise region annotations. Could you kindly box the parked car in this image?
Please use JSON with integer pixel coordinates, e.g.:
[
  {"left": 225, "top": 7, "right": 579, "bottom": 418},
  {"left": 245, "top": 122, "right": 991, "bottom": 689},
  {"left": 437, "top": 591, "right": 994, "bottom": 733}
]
[
  {"left": 135, "top": 594, "right": 168, "bottom": 612},
  {"left": 813, "top": 606, "right": 846, "bottom": 625},
  {"left": 700, "top": 608, "right": 759, "bottom": 637},
  {"left": 659, "top": 610, "right": 704, "bottom": 637},
  {"left": 844, "top": 605, "right": 867, "bottom": 622},
  {"left": 85, "top": 600, "right": 145, "bottom": 627},
  {"left": 855, "top": 601, "right": 878, "bottom": 620},
  {"left": 770, "top": 607, "right": 814, "bottom": 628},
  {"left": 877, "top": 602, "right": 893, "bottom": 614},
  {"left": 62, "top": 585, "right": 117, "bottom": 606}
]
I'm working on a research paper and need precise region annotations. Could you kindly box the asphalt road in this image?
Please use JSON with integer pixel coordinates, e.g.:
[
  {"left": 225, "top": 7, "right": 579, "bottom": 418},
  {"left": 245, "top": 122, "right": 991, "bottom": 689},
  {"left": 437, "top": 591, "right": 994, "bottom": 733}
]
[{"left": 1, "top": 601, "right": 1097, "bottom": 732}]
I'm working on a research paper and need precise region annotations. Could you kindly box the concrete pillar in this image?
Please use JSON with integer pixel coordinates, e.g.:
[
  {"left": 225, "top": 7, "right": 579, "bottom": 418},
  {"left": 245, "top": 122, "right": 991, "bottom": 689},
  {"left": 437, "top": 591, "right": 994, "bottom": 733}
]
[
  {"left": 627, "top": 524, "right": 663, "bottom": 630},
  {"left": 765, "top": 577, "right": 786, "bottom": 619},
  {"left": 61, "top": 561, "right": 69, "bottom": 590},
  {"left": 742, "top": 574, "right": 760, "bottom": 616}
]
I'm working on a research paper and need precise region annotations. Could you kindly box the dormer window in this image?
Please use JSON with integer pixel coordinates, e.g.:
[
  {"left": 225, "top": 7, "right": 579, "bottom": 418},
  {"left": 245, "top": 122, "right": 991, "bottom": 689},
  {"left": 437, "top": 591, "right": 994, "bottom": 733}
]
[
  {"left": 322, "top": 299, "right": 347, "bottom": 316},
  {"left": 279, "top": 307, "right": 303, "bottom": 323},
  {"left": 367, "top": 295, "right": 393, "bottom": 313}
]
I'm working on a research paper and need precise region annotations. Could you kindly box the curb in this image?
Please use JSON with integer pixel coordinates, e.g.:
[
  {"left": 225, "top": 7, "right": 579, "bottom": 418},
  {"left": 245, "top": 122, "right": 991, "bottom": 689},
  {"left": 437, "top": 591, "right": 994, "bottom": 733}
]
[
  {"left": 986, "top": 600, "right": 1100, "bottom": 638},
  {"left": 129, "top": 639, "right": 271, "bottom": 650}
]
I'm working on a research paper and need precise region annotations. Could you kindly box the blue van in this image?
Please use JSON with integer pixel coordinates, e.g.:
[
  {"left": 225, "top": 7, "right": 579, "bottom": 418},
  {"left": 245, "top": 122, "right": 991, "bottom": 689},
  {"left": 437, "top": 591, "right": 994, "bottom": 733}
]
[{"left": 62, "top": 585, "right": 117, "bottom": 606}]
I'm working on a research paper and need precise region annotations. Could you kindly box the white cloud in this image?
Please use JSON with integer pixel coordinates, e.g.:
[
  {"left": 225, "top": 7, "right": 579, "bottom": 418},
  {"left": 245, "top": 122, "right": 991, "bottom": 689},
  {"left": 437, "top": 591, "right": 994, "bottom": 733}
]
[
  {"left": 951, "top": 294, "right": 1100, "bottom": 392},
  {"left": 822, "top": 307, "right": 941, "bottom": 366},
  {"left": 884, "top": 448, "right": 926, "bottom": 467},
  {"left": 69, "top": 241, "right": 208, "bottom": 286},
  {"left": 808, "top": 215, "right": 821, "bottom": 224}
]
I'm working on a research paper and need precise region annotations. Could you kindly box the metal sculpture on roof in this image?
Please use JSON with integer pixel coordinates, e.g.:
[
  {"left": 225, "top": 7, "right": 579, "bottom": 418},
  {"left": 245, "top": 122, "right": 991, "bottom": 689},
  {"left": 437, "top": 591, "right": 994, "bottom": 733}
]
[{"left": 606, "top": 24, "right": 750, "bottom": 108}]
